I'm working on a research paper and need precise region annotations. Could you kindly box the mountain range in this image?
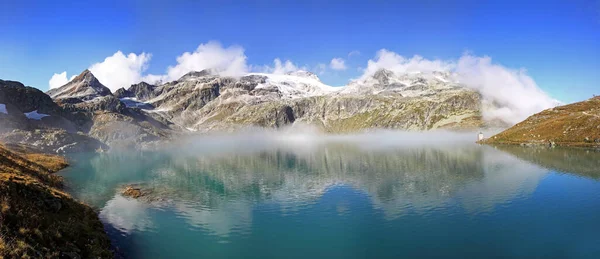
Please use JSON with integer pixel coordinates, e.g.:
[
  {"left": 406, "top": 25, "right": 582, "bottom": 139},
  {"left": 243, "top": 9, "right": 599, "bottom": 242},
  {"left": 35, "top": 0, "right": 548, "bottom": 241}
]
[{"left": 2, "top": 68, "right": 499, "bottom": 153}]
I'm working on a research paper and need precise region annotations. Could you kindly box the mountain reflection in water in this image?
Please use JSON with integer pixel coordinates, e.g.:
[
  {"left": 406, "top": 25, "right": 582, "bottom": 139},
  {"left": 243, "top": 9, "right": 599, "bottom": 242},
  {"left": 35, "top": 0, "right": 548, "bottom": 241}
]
[{"left": 59, "top": 132, "right": 600, "bottom": 258}]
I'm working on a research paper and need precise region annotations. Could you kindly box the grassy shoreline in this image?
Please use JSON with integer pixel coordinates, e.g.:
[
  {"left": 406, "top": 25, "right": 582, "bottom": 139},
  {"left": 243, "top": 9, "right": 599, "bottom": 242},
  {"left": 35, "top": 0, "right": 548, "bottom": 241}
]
[
  {"left": 479, "top": 97, "right": 600, "bottom": 149},
  {"left": 0, "top": 144, "right": 112, "bottom": 258}
]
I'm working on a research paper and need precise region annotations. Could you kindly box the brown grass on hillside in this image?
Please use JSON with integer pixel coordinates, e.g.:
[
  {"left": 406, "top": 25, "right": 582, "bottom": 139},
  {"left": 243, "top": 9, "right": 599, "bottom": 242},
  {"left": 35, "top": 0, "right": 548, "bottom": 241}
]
[
  {"left": 482, "top": 97, "right": 600, "bottom": 147},
  {"left": 0, "top": 144, "right": 112, "bottom": 258},
  {"left": 3, "top": 143, "right": 69, "bottom": 172}
]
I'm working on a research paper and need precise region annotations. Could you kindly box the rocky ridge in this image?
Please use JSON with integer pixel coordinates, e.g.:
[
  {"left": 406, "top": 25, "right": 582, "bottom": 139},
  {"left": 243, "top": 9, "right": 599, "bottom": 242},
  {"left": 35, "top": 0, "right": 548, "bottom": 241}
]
[
  {"left": 2, "top": 68, "right": 493, "bottom": 153},
  {"left": 47, "top": 69, "right": 112, "bottom": 101},
  {"left": 1, "top": 71, "right": 171, "bottom": 153},
  {"left": 120, "top": 68, "right": 483, "bottom": 133}
]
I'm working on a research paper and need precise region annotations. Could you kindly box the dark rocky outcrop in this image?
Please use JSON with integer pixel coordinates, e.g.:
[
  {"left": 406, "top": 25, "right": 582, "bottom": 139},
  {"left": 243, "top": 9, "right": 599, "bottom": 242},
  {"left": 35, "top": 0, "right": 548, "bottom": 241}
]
[
  {"left": 0, "top": 79, "right": 79, "bottom": 135},
  {"left": 115, "top": 82, "right": 158, "bottom": 100},
  {"left": 0, "top": 79, "right": 64, "bottom": 116}
]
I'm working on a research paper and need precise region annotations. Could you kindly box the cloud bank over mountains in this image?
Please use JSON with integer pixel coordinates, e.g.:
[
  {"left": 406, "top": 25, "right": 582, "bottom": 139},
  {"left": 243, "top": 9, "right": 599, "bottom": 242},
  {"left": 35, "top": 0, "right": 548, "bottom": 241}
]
[
  {"left": 360, "top": 50, "right": 560, "bottom": 124},
  {"left": 49, "top": 72, "right": 76, "bottom": 89},
  {"left": 48, "top": 41, "right": 559, "bottom": 125},
  {"left": 329, "top": 58, "right": 347, "bottom": 70}
]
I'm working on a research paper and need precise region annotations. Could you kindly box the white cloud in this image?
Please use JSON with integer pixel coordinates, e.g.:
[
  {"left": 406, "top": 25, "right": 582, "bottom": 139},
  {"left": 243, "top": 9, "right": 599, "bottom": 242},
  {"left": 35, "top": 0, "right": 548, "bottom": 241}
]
[
  {"left": 88, "top": 51, "right": 152, "bottom": 92},
  {"left": 259, "top": 58, "right": 305, "bottom": 74},
  {"left": 361, "top": 50, "right": 453, "bottom": 79},
  {"left": 454, "top": 54, "right": 560, "bottom": 124},
  {"left": 140, "top": 74, "right": 166, "bottom": 85},
  {"left": 359, "top": 49, "right": 560, "bottom": 125},
  {"left": 315, "top": 63, "right": 327, "bottom": 75},
  {"left": 330, "top": 58, "right": 347, "bottom": 70},
  {"left": 163, "top": 41, "right": 248, "bottom": 81},
  {"left": 49, "top": 41, "right": 249, "bottom": 89},
  {"left": 47, "top": 42, "right": 559, "bottom": 126},
  {"left": 48, "top": 72, "right": 76, "bottom": 89},
  {"left": 348, "top": 50, "right": 361, "bottom": 57}
]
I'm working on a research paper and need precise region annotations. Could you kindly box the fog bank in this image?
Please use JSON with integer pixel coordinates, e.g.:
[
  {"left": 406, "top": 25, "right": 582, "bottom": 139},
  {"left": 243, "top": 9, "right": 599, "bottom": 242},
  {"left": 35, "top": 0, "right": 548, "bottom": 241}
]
[{"left": 167, "top": 126, "right": 501, "bottom": 155}]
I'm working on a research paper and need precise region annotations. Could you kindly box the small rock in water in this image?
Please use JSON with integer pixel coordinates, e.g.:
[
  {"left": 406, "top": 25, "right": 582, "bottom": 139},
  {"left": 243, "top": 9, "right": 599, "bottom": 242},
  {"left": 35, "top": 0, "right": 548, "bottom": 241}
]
[{"left": 122, "top": 185, "right": 145, "bottom": 199}]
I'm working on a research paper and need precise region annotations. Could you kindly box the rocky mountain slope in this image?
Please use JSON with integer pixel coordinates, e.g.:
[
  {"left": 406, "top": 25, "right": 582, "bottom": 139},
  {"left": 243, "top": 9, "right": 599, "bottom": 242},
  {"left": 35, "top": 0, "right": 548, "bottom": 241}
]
[
  {"left": 2, "top": 68, "right": 495, "bottom": 152},
  {"left": 481, "top": 96, "right": 600, "bottom": 147},
  {"left": 47, "top": 69, "right": 112, "bottom": 101},
  {"left": 1, "top": 71, "right": 171, "bottom": 153},
  {"left": 0, "top": 143, "right": 112, "bottom": 257},
  {"left": 116, "top": 69, "right": 483, "bottom": 133}
]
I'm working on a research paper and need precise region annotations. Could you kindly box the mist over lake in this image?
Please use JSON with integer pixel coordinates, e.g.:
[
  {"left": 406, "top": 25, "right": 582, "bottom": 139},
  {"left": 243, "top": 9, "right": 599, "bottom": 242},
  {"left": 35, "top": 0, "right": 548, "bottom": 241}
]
[{"left": 58, "top": 131, "right": 600, "bottom": 258}]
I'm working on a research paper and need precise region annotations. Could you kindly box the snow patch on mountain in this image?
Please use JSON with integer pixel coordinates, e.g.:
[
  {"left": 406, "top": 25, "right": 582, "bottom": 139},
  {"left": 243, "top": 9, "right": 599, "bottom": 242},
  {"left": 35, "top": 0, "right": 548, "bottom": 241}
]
[
  {"left": 340, "top": 69, "right": 460, "bottom": 97},
  {"left": 250, "top": 71, "right": 338, "bottom": 98},
  {"left": 24, "top": 110, "right": 49, "bottom": 120},
  {"left": 0, "top": 104, "right": 7, "bottom": 114},
  {"left": 120, "top": 97, "right": 153, "bottom": 109}
]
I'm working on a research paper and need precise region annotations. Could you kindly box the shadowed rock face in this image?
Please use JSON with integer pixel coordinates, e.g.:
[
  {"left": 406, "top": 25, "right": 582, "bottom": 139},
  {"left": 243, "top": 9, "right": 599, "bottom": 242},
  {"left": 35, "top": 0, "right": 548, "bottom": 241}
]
[
  {"left": 0, "top": 79, "right": 79, "bottom": 134},
  {"left": 0, "top": 79, "right": 63, "bottom": 116},
  {"left": 115, "top": 82, "right": 158, "bottom": 100}
]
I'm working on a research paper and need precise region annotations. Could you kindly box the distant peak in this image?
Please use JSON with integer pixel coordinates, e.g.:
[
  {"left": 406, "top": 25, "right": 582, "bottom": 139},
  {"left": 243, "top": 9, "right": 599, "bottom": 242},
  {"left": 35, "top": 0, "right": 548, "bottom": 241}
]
[
  {"left": 72, "top": 69, "right": 98, "bottom": 83},
  {"left": 370, "top": 69, "right": 396, "bottom": 84},
  {"left": 373, "top": 68, "right": 395, "bottom": 78},
  {"left": 47, "top": 68, "right": 112, "bottom": 100},
  {"left": 133, "top": 81, "right": 155, "bottom": 87},
  {"left": 80, "top": 69, "right": 93, "bottom": 77},
  {"left": 179, "top": 69, "right": 218, "bottom": 80}
]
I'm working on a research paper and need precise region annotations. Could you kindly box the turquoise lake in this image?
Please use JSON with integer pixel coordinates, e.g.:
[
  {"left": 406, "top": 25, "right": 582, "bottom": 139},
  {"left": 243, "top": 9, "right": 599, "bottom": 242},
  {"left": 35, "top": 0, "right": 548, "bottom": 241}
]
[{"left": 59, "top": 132, "right": 600, "bottom": 258}]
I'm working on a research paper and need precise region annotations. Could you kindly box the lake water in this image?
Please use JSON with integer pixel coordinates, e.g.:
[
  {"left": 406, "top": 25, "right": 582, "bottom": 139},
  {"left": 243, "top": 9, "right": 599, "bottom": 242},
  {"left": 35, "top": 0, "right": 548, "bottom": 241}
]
[{"left": 59, "top": 131, "right": 600, "bottom": 258}]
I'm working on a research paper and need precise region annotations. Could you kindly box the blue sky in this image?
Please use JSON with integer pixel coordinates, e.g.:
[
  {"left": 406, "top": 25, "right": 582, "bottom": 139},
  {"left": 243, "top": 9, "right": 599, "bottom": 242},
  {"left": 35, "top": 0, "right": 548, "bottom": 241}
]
[{"left": 0, "top": 0, "right": 598, "bottom": 103}]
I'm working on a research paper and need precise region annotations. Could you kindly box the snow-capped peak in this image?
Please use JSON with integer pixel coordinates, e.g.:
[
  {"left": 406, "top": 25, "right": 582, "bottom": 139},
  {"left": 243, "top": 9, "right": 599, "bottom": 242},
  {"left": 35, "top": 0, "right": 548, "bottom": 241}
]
[
  {"left": 340, "top": 69, "right": 460, "bottom": 96},
  {"left": 249, "top": 72, "right": 336, "bottom": 98}
]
